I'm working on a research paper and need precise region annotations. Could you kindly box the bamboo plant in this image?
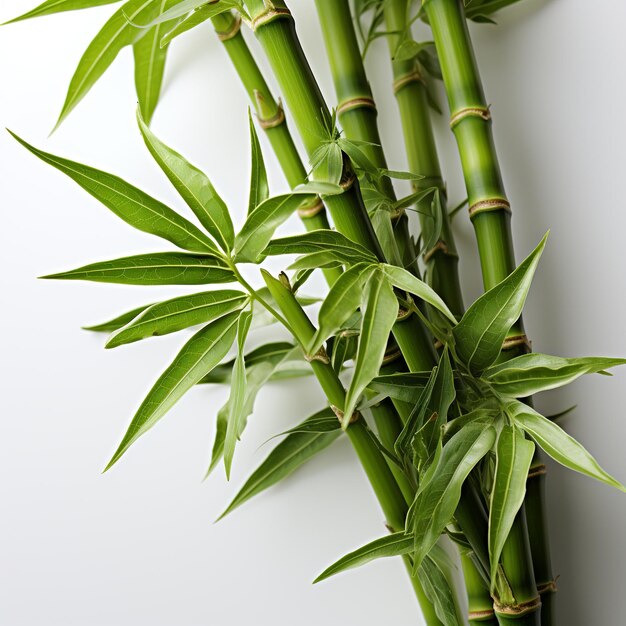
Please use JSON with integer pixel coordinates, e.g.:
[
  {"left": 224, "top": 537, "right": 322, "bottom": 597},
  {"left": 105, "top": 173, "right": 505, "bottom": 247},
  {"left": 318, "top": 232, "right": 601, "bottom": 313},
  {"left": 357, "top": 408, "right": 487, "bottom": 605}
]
[{"left": 4, "top": 1, "right": 626, "bottom": 625}]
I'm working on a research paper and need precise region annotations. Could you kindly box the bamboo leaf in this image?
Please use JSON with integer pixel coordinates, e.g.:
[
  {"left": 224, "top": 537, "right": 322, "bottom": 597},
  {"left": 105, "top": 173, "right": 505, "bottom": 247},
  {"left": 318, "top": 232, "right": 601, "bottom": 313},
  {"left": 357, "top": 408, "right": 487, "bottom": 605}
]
[
  {"left": 343, "top": 271, "right": 398, "bottom": 429},
  {"left": 159, "top": 4, "right": 214, "bottom": 47},
  {"left": 419, "top": 545, "right": 463, "bottom": 626},
  {"left": 83, "top": 303, "right": 152, "bottom": 331},
  {"left": 106, "top": 289, "right": 248, "bottom": 347},
  {"left": 234, "top": 193, "right": 315, "bottom": 263},
  {"left": 137, "top": 0, "right": 243, "bottom": 27},
  {"left": 314, "top": 532, "right": 414, "bottom": 583},
  {"left": 484, "top": 353, "right": 626, "bottom": 398},
  {"left": 488, "top": 425, "right": 535, "bottom": 589},
  {"left": 453, "top": 232, "right": 548, "bottom": 374},
  {"left": 380, "top": 263, "right": 457, "bottom": 324},
  {"left": 367, "top": 372, "right": 432, "bottom": 404},
  {"left": 508, "top": 401, "right": 626, "bottom": 492},
  {"left": 133, "top": 0, "right": 178, "bottom": 124},
  {"left": 307, "top": 263, "right": 375, "bottom": 355},
  {"left": 219, "top": 409, "right": 340, "bottom": 518},
  {"left": 247, "top": 109, "right": 269, "bottom": 214},
  {"left": 53, "top": 0, "right": 163, "bottom": 128},
  {"left": 3, "top": 0, "right": 121, "bottom": 24},
  {"left": 411, "top": 422, "right": 496, "bottom": 570},
  {"left": 105, "top": 310, "right": 240, "bottom": 470},
  {"left": 11, "top": 131, "right": 218, "bottom": 254},
  {"left": 137, "top": 112, "right": 235, "bottom": 251},
  {"left": 41, "top": 252, "right": 235, "bottom": 285},
  {"left": 287, "top": 251, "right": 345, "bottom": 271},
  {"left": 207, "top": 402, "right": 229, "bottom": 477}
]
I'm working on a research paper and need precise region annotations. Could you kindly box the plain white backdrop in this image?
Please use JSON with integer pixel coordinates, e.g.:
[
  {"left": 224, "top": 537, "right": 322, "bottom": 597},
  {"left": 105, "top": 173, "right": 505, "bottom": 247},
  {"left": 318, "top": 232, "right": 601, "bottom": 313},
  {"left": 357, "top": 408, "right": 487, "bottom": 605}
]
[{"left": 1, "top": 1, "right": 625, "bottom": 624}]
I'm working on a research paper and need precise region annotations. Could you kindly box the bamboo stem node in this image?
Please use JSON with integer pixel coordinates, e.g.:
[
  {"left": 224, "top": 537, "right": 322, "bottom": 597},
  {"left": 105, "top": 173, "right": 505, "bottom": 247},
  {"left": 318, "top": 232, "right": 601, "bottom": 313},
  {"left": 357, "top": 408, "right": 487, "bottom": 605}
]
[
  {"left": 468, "top": 197, "right": 511, "bottom": 220},
  {"left": 450, "top": 106, "right": 491, "bottom": 129},
  {"left": 215, "top": 14, "right": 241, "bottom": 41},
  {"left": 336, "top": 96, "right": 377, "bottom": 116},
  {"left": 393, "top": 69, "right": 425, "bottom": 94},
  {"left": 468, "top": 608, "right": 496, "bottom": 621},
  {"left": 527, "top": 464, "right": 547, "bottom": 480},
  {"left": 493, "top": 595, "right": 541, "bottom": 617},
  {"left": 382, "top": 345, "right": 402, "bottom": 365},
  {"left": 330, "top": 404, "right": 361, "bottom": 425},
  {"left": 423, "top": 239, "right": 458, "bottom": 263},
  {"left": 536, "top": 578, "right": 558, "bottom": 595},
  {"left": 339, "top": 170, "right": 356, "bottom": 192},
  {"left": 297, "top": 197, "right": 324, "bottom": 218},
  {"left": 249, "top": 5, "right": 292, "bottom": 31},
  {"left": 304, "top": 346, "right": 330, "bottom": 365},
  {"left": 389, "top": 206, "right": 406, "bottom": 222},
  {"left": 502, "top": 333, "right": 531, "bottom": 353},
  {"left": 258, "top": 99, "right": 286, "bottom": 129}
]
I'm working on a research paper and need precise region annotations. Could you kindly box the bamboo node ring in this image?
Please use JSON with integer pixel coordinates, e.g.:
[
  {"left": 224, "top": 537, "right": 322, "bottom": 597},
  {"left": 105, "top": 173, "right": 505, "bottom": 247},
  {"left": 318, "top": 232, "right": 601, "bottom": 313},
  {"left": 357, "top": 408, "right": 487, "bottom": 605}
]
[
  {"left": 331, "top": 404, "right": 361, "bottom": 425},
  {"left": 215, "top": 14, "right": 241, "bottom": 41},
  {"left": 468, "top": 198, "right": 512, "bottom": 219},
  {"left": 304, "top": 347, "right": 330, "bottom": 365},
  {"left": 389, "top": 207, "right": 406, "bottom": 222},
  {"left": 450, "top": 106, "right": 492, "bottom": 128},
  {"left": 337, "top": 97, "right": 377, "bottom": 116},
  {"left": 250, "top": 6, "right": 292, "bottom": 31},
  {"left": 382, "top": 346, "right": 402, "bottom": 365},
  {"left": 537, "top": 579, "right": 558, "bottom": 595},
  {"left": 468, "top": 608, "right": 496, "bottom": 621},
  {"left": 297, "top": 197, "right": 324, "bottom": 218},
  {"left": 339, "top": 171, "right": 356, "bottom": 191},
  {"left": 258, "top": 100, "right": 286, "bottom": 130},
  {"left": 494, "top": 596, "right": 541, "bottom": 617},
  {"left": 423, "top": 239, "right": 457, "bottom": 263},
  {"left": 502, "top": 333, "right": 531, "bottom": 352},
  {"left": 393, "top": 70, "right": 425, "bottom": 94},
  {"left": 527, "top": 464, "right": 547, "bottom": 480}
]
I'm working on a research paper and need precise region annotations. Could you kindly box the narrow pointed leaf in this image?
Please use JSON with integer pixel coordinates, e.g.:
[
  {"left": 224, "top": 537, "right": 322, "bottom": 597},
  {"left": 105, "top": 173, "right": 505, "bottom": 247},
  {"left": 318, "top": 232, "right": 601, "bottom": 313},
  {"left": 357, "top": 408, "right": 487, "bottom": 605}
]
[
  {"left": 12, "top": 132, "right": 217, "bottom": 253},
  {"left": 234, "top": 193, "right": 315, "bottom": 263},
  {"left": 160, "top": 4, "right": 214, "bottom": 47},
  {"left": 484, "top": 353, "right": 626, "bottom": 398},
  {"left": 105, "top": 311, "right": 240, "bottom": 470},
  {"left": 137, "top": 113, "right": 235, "bottom": 251},
  {"left": 411, "top": 423, "right": 496, "bottom": 569},
  {"left": 453, "top": 233, "right": 548, "bottom": 374},
  {"left": 367, "top": 372, "right": 432, "bottom": 404},
  {"left": 137, "top": 0, "right": 243, "bottom": 27},
  {"left": 488, "top": 425, "right": 535, "bottom": 588},
  {"left": 106, "top": 289, "right": 248, "bottom": 347},
  {"left": 381, "top": 263, "right": 457, "bottom": 324},
  {"left": 509, "top": 401, "right": 625, "bottom": 491},
  {"left": 3, "top": 0, "right": 121, "bottom": 24},
  {"left": 314, "top": 532, "right": 414, "bottom": 583},
  {"left": 206, "top": 401, "right": 229, "bottom": 478},
  {"left": 219, "top": 408, "right": 340, "bottom": 518},
  {"left": 247, "top": 109, "right": 269, "bottom": 214},
  {"left": 41, "top": 252, "right": 234, "bottom": 285},
  {"left": 308, "top": 263, "right": 375, "bottom": 355},
  {"left": 343, "top": 271, "right": 398, "bottom": 428},
  {"left": 83, "top": 303, "right": 152, "bottom": 331},
  {"left": 419, "top": 545, "right": 463, "bottom": 626}
]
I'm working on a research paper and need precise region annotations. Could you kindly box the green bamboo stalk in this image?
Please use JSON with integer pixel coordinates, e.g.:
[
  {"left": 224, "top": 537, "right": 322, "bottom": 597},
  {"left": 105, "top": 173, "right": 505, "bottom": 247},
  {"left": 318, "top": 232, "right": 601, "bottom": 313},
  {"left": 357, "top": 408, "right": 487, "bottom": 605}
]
[
  {"left": 210, "top": 11, "right": 342, "bottom": 286},
  {"left": 423, "top": 1, "right": 550, "bottom": 623},
  {"left": 383, "top": 0, "right": 464, "bottom": 319},
  {"left": 241, "top": 0, "right": 436, "bottom": 376},
  {"left": 461, "top": 550, "right": 498, "bottom": 626}
]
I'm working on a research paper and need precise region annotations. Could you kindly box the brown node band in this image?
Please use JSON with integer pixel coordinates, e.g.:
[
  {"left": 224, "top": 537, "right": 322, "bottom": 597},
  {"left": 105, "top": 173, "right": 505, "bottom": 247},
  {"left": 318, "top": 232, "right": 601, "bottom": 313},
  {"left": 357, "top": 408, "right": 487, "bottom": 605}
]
[
  {"left": 537, "top": 579, "right": 558, "bottom": 595},
  {"left": 527, "top": 464, "right": 547, "bottom": 480},
  {"left": 216, "top": 14, "right": 241, "bottom": 41},
  {"left": 450, "top": 106, "right": 491, "bottom": 128},
  {"left": 434, "top": 339, "right": 444, "bottom": 351},
  {"left": 383, "top": 346, "right": 402, "bottom": 366},
  {"left": 423, "top": 239, "right": 458, "bottom": 263},
  {"left": 337, "top": 97, "right": 377, "bottom": 116},
  {"left": 331, "top": 404, "right": 361, "bottom": 425},
  {"left": 468, "top": 608, "right": 496, "bottom": 621},
  {"left": 258, "top": 101, "right": 286, "bottom": 130},
  {"left": 297, "top": 197, "right": 324, "bottom": 219},
  {"left": 389, "top": 206, "right": 406, "bottom": 222},
  {"left": 339, "top": 170, "right": 356, "bottom": 191},
  {"left": 393, "top": 70, "right": 425, "bottom": 94},
  {"left": 250, "top": 6, "right": 292, "bottom": 31},
  {"left": 494, "top": 596, "right": 541, "bottom": 617},
  {"left": 468, "top": 198, "right": 511, "bottom": 219},
  {"left": 304, "top": 347, "right": 330, "bottom": 365},
  {"left": 502, "top": 333, "right": 531, "bottom": 352}
]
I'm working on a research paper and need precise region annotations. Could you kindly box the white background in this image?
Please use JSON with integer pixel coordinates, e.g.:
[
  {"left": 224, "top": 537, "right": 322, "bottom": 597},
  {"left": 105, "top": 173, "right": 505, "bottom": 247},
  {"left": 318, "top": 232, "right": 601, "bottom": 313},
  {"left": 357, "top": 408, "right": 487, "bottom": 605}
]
[{"left": 1, "top": 1, "right": 625, "bottom": 624}]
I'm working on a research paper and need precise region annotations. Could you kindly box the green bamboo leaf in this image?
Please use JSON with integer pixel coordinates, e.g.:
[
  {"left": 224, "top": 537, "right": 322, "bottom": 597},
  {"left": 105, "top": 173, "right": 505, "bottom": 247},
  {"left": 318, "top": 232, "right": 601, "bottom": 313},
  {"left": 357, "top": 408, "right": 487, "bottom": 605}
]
[
  {"left": 484, "top": 353, "right": 626, "bottom": 398},
  {"left": 137, "top": 0, "right": 243, "bottom": 26},
  {"left": 3, "top": 0, "right": 121, "bottom": 24},
  {"left": 307, "top": 263, "right": 375, "bottom": 355},
  {"left": 419, "top": 545, "right": 463, "bottom": 626},
  {"left": 159, "top": 5, "right": 213, "bottom": 47},
  {"left": 105, "top": 310, "right": 240, "bottom": 470},
  {"left": 133, "top": 0, "right": 178, "bottom": 125},
  {"left": 247, "top": 109, "right": 269, "bottom": 214},
  {"left": 411, "top": 422, "right": 496, "bottom": 570},
  {"left": 219, "top": 408, "right": 340, "bottom": 518},
  {"left": 273, "top": 411, "right": 341, "bottom": 437},
  {"left": 508, "top": 401, "right": 626, "bottom": 492},
  {"left": 223, "top": 310, "right": 253, "bottom": 478},
  {"left": 314, "top": 532, "right": 414, "bottom": 583},
  {"left": 287, "top": 251, "right": 345, "bottom": 271},
  {"left": 488, "top": 425, "right": 535, "bottom": 589},
  {"left": 137, "top": 112, "right": 235, "bottom": 251},
  {"left": 11, "top": 131, "right": 218, "bottom": 254},
  {"left": 234, "top": 193, "right": 315, "bottom": 263},
  {"left": 41, "top": 252, "right": 234, "bottom": 285},
  {"left": 207, "top": 401, "right": 229, "bottom": 478},
  {"left": 371, "top": 210, "right": 403, "bottom": 267},
  {"left": 343, "top": 271, "right": 398, "bottom": 429},
  {"left": 264, "top": 230, "right": 376, "bottom": 264},
  {"left": 53, "top": 0, "right": 163, "bottom": 128},
  {"left": 367, "top": 372, "right": 432, "bottom": 404},
  {"left": 106, "top": 289, "right": 248, "bottom": 347},
  {"left": 380, "top": 263, "right": 457, "bottom": 324},
  {"left": 83, "top": 303, "right": 152, "bottom": 331},
  {"left": 453, "top": 232, "right": 549, "bottom": 374},
  {"left": 337, "top": 138, "right": 378, "bottom": 176}
]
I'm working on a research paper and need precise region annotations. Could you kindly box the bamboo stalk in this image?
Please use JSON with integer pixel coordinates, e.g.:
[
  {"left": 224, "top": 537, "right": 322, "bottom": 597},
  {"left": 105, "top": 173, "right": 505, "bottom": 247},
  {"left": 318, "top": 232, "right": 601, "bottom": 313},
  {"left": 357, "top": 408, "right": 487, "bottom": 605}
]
[
  {"left": 461, "top": 550, "right": 498, "bottom": 626},
  {"left": 423, "top": 0, "right": 551, "bottom": 623}
]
